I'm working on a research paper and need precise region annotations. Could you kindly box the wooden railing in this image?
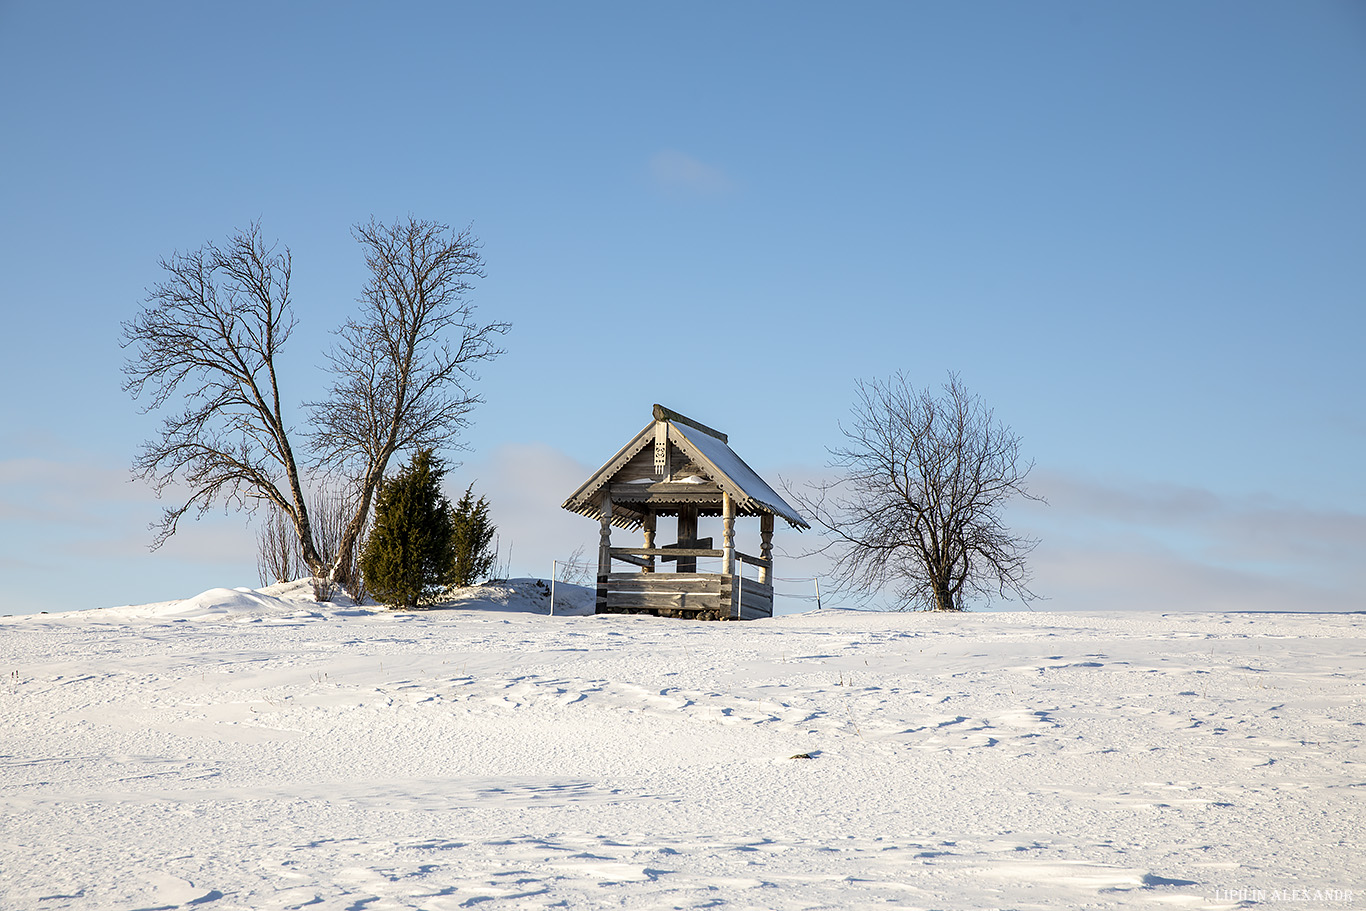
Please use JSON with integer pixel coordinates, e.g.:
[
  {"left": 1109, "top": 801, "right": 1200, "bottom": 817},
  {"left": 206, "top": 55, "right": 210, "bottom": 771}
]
[
  {"left": 609, "top": 547, "right": 772, "bottom": 570},
  {"left": 733, "top": 551, "right": 772, "bottom": 570},
  {"left": 610, "top": 547, "right": 722, "bottom": 558}
]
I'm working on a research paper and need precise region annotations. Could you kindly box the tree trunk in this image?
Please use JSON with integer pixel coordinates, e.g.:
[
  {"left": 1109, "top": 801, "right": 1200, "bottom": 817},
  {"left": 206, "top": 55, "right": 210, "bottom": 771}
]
[{"left": 931, "top": 576, "right": 957, "bottom": 611}]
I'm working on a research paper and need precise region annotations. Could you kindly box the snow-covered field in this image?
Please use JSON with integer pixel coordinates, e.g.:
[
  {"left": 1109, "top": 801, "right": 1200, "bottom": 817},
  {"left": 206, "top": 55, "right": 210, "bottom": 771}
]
[{"left": 2, "top": 582, "right": 1362, "bottom": 910}]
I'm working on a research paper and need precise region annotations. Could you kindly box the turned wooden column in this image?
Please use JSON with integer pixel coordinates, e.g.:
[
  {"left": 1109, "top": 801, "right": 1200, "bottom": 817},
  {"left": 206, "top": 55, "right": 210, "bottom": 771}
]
[
  {"left": 595, "top": 495, "right": 613, "bottom": 614},
  {"left": 759, "top": 513, "right": 774, "bottom": 585},
  {"left": 598, "top": 495, "right": 613, "bottom": 578},
  {"left": 721, "top": 491, "right": 735, "bottom": 577}
]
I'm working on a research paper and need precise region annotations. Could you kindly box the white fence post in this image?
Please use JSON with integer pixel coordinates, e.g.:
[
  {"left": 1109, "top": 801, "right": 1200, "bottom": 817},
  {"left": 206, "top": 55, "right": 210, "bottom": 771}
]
[{"left": 735, "top": 554, "right": 743, "bottom": 620}]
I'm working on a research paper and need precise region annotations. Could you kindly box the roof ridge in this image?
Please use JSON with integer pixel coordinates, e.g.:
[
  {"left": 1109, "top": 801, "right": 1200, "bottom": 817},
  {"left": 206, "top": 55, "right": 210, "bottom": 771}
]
[{"left": 652, "top": 403, "right": 727, "bottom": 443}]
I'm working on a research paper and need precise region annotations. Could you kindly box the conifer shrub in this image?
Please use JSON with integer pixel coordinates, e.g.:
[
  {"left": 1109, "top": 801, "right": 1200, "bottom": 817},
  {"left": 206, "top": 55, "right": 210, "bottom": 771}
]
[
  {"left": 360, "top": 449, "right": 458, "bottom": 609},
  {"left": 451, "top": 484, "right": 497, "bottom": 587}
]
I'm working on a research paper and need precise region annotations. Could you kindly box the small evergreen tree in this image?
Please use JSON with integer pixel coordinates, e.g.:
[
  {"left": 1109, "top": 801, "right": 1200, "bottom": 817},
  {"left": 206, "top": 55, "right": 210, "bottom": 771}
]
[
  {"left": 359, "top": 449, "right": 457, "bottom": 609},
  {"left": 451, "top": 484, "right": 497, "bottom": 587}
]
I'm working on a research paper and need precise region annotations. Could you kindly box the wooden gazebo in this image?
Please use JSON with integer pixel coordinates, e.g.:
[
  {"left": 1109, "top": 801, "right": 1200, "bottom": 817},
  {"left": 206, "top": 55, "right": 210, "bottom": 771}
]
[{"left": 562, "top": 405, "right": 809, "bottom": 620}]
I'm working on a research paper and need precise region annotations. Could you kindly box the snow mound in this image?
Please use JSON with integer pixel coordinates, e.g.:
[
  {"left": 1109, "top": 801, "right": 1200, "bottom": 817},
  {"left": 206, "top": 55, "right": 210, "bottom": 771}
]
[
  {"left": 70, "top": 584, "right": 369, "bottom": 624},
  {"left": 7, "top": 578, "right": 596, "bottom": 625},
  {"left": 429, "top": 577, "right": 595, "bottom": 616},
  {"left": 151, "top": 587, "right": 314, "bottom": 621}
]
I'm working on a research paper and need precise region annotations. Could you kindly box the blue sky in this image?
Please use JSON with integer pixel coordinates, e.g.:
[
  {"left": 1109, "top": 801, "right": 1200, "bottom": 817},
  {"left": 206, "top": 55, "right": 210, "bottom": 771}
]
[{"left": 2, "top": 2, "right": 1363, "bottom": 614}]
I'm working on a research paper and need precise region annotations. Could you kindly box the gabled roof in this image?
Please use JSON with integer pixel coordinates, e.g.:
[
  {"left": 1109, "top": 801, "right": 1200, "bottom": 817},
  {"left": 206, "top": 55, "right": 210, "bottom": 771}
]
[{"left": 562, "top": 404, "right": 810, "bottom": 530}]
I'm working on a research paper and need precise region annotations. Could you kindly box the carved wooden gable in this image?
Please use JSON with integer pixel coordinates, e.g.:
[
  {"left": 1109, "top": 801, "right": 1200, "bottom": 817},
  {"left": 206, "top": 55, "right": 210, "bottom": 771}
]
[{"left": 562, "top": 405, "right": 809, "bottom": 530}]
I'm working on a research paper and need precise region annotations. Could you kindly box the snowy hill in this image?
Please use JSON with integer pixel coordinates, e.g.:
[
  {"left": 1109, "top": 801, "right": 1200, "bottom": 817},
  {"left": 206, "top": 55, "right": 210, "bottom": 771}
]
[
  {"left": 2, "top": 585, "right": 1362, "bottom": 909},
  {"left": 56, "top": 577, "right": 596, "bottom": 624}
]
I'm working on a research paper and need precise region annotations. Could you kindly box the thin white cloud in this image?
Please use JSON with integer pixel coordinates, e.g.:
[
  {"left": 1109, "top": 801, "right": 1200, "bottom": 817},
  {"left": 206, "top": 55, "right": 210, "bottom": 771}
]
[
  {"left": 1013, "top": 470, "right": 1366, "bottom": 612},
  {"left": 648, "top": 149, "right": 735, "bottom": 196},
  {"left": 451, "top": 442, "right": 598, "bottom": 579},
  {"left": 0, "top": 456, "right": 144, "bottom": 525},
  {"left": 7, "top": 444, "right": 1357, "bottom": 616},
  {"left": 774, "top": 464, "right": 1365, "bottom": 612},
  {"left": 1026, "top": 538, "right": 1361, "bottom": 613},
  {"left": 1021, "top": 470, "right": 1366, "bottom": 571},
  {"left": 0, "top": 452, "right": 262, "bottom": 614}
]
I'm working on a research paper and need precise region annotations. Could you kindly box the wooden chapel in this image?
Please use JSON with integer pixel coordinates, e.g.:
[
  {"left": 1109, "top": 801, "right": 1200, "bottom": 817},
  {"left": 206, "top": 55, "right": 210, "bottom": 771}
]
[{"left": 562, "top": 405, "right": 809, "bottom": 620}]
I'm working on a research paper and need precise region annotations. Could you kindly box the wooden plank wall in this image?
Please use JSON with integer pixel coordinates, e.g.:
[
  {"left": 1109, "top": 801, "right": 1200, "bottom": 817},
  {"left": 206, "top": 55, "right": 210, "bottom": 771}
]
[
  {"left": 736, "top": 575, "right": 775, "bottom": 617},
  {"left": 596, "top": 572, "right": 774, "bottom": 620},
  {"left": 603, "top": 572, "right": 722, "bottom": 613}
]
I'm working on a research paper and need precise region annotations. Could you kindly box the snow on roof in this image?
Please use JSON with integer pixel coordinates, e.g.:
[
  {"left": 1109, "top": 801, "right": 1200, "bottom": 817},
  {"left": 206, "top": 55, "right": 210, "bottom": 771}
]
[{"left": 666, "top": 418, "right": 809, "bottom": 529}]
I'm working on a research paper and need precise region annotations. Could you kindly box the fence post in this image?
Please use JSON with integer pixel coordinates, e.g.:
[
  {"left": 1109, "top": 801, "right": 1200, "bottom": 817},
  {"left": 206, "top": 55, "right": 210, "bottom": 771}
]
[{"left": 735, "top": 554, "right": 743, "bottom": 620}]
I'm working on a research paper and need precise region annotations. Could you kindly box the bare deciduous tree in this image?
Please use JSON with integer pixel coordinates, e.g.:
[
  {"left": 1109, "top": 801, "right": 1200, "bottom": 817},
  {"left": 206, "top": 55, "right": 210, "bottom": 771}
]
[
  {"left": 308, "top": 217, "right": 508, "bottom": 588},
  {"left": 556, "top": 544, "right": 590, "bottom": 586},
  {"left": 257, "top": 503, "right": 304, "bottom": 586},
  {"left": 308, "top": 483, "right": 370, "bottom": 602},
  {"left": 793, "top": 373, "right": 1041, "bottom": 611},
  {"left": 256, "top": 484, "right": 372, "bottom": 600},
  {"left": 124, "top": 217, "right": 507, "bottom": 594},
  {"left": 123, "top": 223, "right": 324, "bottom": 569}
]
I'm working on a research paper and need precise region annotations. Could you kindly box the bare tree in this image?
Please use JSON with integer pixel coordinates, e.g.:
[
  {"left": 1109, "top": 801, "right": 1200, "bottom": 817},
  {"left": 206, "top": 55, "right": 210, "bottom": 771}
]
[
  {"left": 308, "top": 216, "right": 509, "bottom": 588},
  {"left": 793, "top": 373, "right": 1041, "bottom": 611},
  {"left": 557, "top": 544, "right": 591, "bottom": 586},
  {"left": 253, "top": 483, "right": 370, "bottom": 601},
  {"left": 123, "top": 222, "right": 324, "bottom": 570},
  {"left": 124, "top": 217, "right": 507, "bottom": 592},
  {"left": 308, "top": 483, "right": 369, "bottom": 602},
  {"left": 257, "top": 503, "right": 304, "bottom": 586}
]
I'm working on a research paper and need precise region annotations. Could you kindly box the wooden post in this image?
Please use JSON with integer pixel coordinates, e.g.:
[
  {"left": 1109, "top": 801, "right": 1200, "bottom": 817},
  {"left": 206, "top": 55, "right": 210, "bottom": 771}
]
[
  {"left": 759, "top": 513, "right": 774, "bottom": 585},
  {"left": 721, "top": 491, "right": 734, "bottom": 577},
  {"left": 643, "top": 510, "right": 656, "bottom": 573},
  {"left": 597, "top": 495, "right": 612, "bottom": 614},
  {"left": 722, "top": 492, "right": 736, "bottom": 621},
  {"left": 598, "top": 496, "right": 613, "bottom": 576},
  {"left": 677, "top": 505, "right": 698, "bottom": 573}
]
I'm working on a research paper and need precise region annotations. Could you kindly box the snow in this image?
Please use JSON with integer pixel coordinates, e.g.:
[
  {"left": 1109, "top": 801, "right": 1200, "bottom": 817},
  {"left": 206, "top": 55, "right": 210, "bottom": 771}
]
[
  {"left": 2, "top": 585, "right": 1362, "bottom": 910},
  {"left": 668, "top": 421, "right": 809, "bottom": 528}
]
